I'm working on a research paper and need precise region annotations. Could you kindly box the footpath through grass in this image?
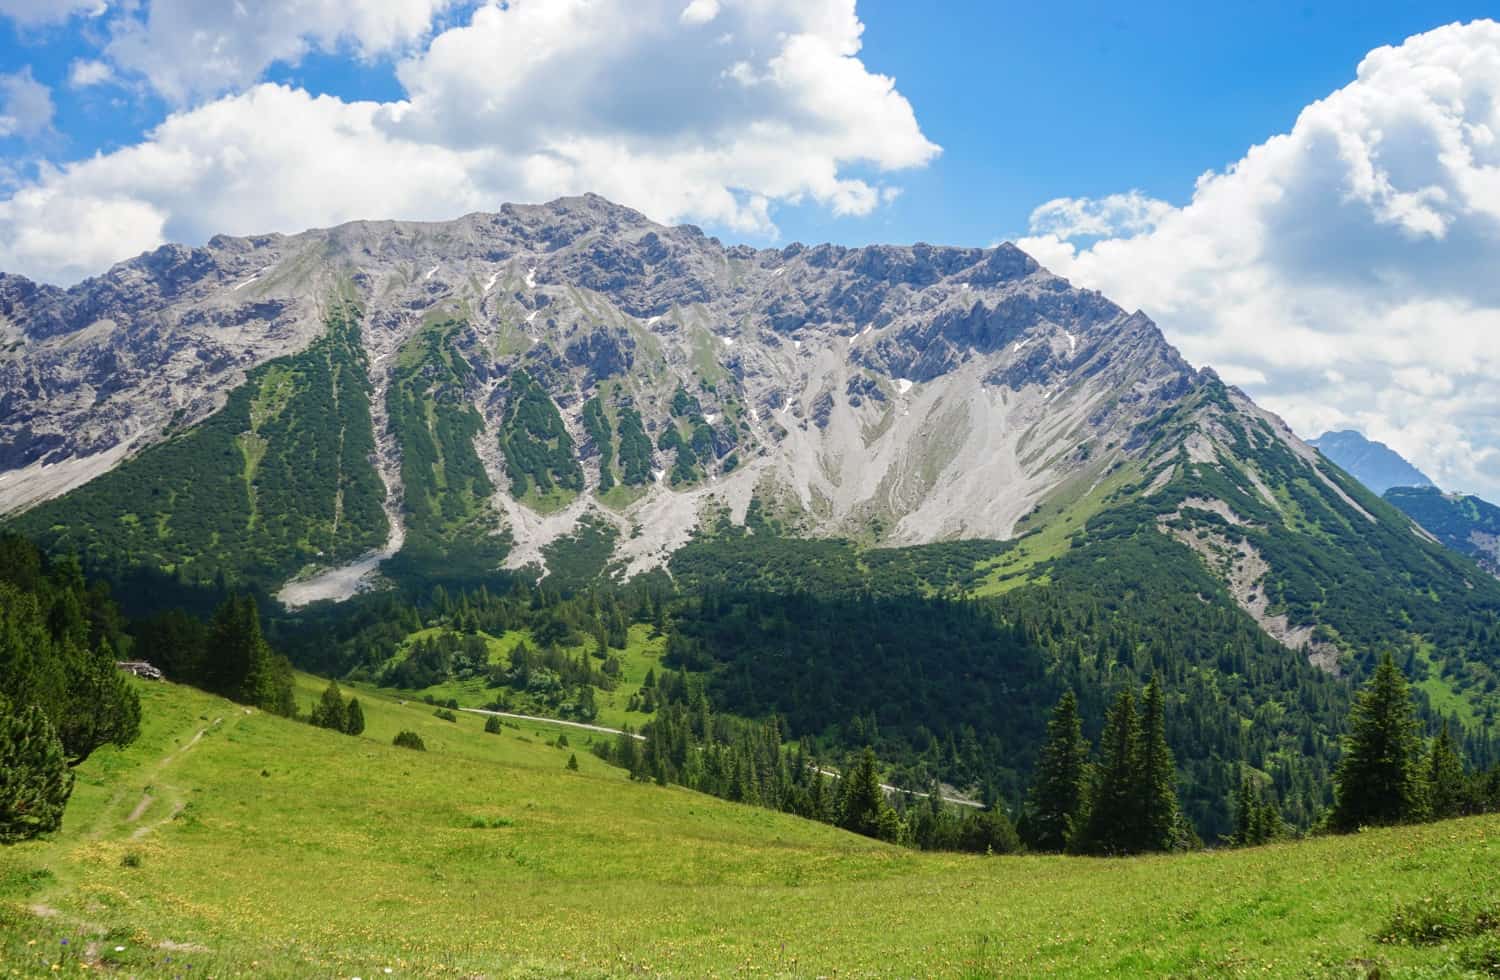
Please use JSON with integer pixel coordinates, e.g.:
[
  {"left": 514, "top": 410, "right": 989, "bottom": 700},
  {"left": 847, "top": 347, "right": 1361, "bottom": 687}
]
[{"left": 2, "top": 676, "right": 1498, "bottom": 977}]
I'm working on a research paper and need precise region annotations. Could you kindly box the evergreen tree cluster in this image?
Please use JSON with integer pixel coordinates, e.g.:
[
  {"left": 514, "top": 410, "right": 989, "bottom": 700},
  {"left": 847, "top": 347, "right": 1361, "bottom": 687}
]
[
  {"left": 1330, "top": 654, "right": 1500, "bottom": 831},
  {"left": 595, "top": 673, "right": 1021, "bottom": 854},
  {"left": 309, "top": 680, "right": 364, "bottom": 736},
  {"left": 1022, "top": 679, "right": 1189, "bottom": 856},
  {"left": 136, "top": 595, "right": 296, "bottom": 716},
  {"left": 0, "top": 535, "right": 141, "bottom": 842}
]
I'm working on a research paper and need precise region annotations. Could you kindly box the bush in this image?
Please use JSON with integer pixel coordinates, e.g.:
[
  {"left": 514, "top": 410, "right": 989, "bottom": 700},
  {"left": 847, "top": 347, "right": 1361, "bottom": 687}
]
[
  {"left": 393, "top": 731, "right": 426, "bottom": 751},
  {"left": 433, "top": 708, "right": 457, "bottom": 723},
  {"left": 1377, "top": 894, "right": 1500, "bottom": 945},
  {"left": 484, "top": 715, "right": 502, "bottom": 734}
]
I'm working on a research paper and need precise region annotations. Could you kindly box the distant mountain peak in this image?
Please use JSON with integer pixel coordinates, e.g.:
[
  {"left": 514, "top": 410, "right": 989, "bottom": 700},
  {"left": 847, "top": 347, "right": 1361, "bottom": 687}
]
[{"left": 1309, "top": 429, "right": 1434, "bottom": 495}]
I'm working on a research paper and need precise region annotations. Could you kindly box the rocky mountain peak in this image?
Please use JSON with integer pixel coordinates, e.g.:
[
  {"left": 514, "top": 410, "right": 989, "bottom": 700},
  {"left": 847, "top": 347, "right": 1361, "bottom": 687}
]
[{"left": 0, "top": 195, "right": 1267, "bottom": 600}]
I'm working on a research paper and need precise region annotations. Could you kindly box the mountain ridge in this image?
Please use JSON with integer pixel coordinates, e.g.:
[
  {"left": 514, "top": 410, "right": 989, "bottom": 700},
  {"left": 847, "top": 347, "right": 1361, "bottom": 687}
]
[
  {"left": 1310, "top": 429, "right": 1435, "bottom": 495},
  {"left": 2, "top": 196, "right": 1497, "bottom": 708}
]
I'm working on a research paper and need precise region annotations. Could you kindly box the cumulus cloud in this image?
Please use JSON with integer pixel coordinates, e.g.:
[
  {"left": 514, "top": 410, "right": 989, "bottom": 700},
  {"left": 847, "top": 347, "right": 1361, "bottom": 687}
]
[
  {"left": 1018, "top": 19, "right": 1500, "bottom": 501},
  {"left": 0, "top": 68, "right": 54, "bottom": 138},
  {"left": 66, "top": 59, "right": 114, "bottom": 89},
  {"left": 1027, "top": 191, "right": 1174, "bottom": 240},
  {"left": 103, "top": 0, "right": 459, "bottom": 102},
  {"left": 0, "top": 0, "right": 936, "bottom": 286}
]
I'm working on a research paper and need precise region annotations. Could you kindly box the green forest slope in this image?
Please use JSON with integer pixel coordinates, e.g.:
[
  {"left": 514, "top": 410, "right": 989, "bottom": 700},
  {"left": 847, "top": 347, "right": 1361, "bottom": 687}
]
[
  {"left": 5, "top": 307, "right": 387, "bottom": 591},
  {"left": 2, "top": 676, "right": 1497, "bottom": 978}
]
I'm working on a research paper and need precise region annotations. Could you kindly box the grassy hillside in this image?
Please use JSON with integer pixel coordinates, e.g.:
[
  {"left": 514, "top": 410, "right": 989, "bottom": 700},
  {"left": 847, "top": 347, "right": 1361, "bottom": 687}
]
[
  {"left": 2, "top": 677, "right": 1498, "bottom": 977},
  {"left": 5, "top": 307, "right": 387, "bottom": 591}
]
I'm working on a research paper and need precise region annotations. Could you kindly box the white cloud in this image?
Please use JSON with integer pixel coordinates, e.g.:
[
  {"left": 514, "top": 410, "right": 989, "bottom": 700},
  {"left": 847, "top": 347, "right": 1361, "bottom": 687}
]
[
  {"left": 0, "top": 0, "right": 104, "bottom": 24},
  {"left": 680, "top": 0, "right": 721, "bottom": 25},
  {"left": 1018, "top": 19, "right": 1500, "bottom": 501},
  {"left": 1026, "top": 191, "right": 1175, "bottom": 240},
  {"left": 0, "top": 68, "right": 54, "bottom": 138},
  {"left": 0, "top": 0, "right": 935, "bottom": 283},
  {"left": 103, "top": 0, "right": 458, "bottom": 103},
  {"left": 67, "top": 59, "right": 114, "bottom": 89}
]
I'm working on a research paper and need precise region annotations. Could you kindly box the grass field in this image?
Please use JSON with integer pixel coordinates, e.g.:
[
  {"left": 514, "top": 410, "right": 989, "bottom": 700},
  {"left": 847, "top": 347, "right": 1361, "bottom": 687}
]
[
  {"left": 372, "top": 622, "right": 669, "bottom": 731},
  {"left": 2, "top": 676, "right": 1498, "bottom": 978}
]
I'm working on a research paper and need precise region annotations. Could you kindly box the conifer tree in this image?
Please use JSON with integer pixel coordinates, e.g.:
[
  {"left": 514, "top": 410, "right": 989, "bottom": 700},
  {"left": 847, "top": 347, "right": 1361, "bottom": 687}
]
[
  {"left": 1026, "top": 689, "right": 1088, "bottom": 851},
  {"left": 55, "top": 639, "right": 140, "bottom": 765},
  {"left": 343, "top": 697, "right": 365, "bottom": 737},
  {"left": 1133, "top": 675, "right": 1182, "bottom": 851},
  {"left": 311, "top": 679, "right": 347, "bottom": 731},
  {"left": 1426, "top": 720, "right": 1468, "bottom": 820},
  {"left": 484, "top": 714, "right": 503, "bottom": 734},
  {"left": 567, "top": 753, "right": 579, "bottom": 771},
  {"left": 839, "top": 747, "right": 893, "bottom": 840},
  {"left": 1073, "top": 687, "right": 1139, "bottom": 855},
  {"left": 0, "top": 700, "right": 74, "bottom": 843},
  {"left": 1331, "top": 653, "right": 1425, "bottom": 831}
]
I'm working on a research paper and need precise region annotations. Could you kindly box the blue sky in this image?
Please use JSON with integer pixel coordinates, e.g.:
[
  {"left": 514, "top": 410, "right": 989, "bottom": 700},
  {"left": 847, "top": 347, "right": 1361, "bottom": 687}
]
[{"left": 0, "top": 1, "right": 1497, "bottom": 498}]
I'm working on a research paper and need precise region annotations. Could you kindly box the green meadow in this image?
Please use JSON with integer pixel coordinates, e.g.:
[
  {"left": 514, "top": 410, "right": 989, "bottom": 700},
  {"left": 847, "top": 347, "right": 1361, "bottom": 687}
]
[{"left": 2, "top": 675, "right": 1497, "bottom": 978}]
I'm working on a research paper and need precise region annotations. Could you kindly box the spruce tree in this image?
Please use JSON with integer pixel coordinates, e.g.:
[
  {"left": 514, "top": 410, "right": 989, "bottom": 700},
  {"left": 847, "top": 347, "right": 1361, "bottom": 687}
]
[
  {"left": 1331, "top": 653, "right": 1425, "bottom": 831},
  {"left": 1426, "top": 720, "right": 1468, "bottom": 820},
  {"left": 0, "top": 700, "right": 74, "bottom": 843},
  {"left": 1073, "top": 687, "right": 1139, "bottom": 855},
  {"left": 1133, "top": 675, "right": 1182, "bottom": 851},
  {"left": 343, "top": 698, "right": 365, "bottom": 737},
  {"left": 484, "top": 714, "right": 503, "bottom": 734},
  {"left": 838, "top": 747, "right": 892, "bottom": 840},
  {"left": 1027, "top": 689, "right": 1089, "bottom": 851},
  {"left": 311, "top": 679, "right": 347, "bottom": 731},
  {"left": 566, "top": 753, "right": 579, "bottom": 771}
]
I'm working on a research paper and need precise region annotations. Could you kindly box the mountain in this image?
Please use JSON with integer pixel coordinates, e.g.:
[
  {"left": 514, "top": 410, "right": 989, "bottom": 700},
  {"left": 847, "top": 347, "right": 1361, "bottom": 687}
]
[
  {"left": 1309, "top": 429, "right": 1435, "bottom": 495},
  {"left": 5, "top": 194, "right": 1499, "bottom": 837},
  {"left": 0, "top": 194, "right": 1196, "bottom": 592},
  {"left": 1, "top": 195, "right": 1495, "bottom": 652},
  {"left": 1385, "top": 486, "right": 1500, "bottom": 577}
]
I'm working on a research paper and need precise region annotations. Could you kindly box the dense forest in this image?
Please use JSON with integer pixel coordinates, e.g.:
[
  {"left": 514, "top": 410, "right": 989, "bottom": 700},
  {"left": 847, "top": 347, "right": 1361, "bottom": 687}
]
[
  {"left": 0, "top": 536, "right": 140, "bottom": 840},
  {"left": 7, "top": 306, "right": 388, "bottom": 591},
  {"left": 383, "top": 319, "right": 510, "bottom": 583}
]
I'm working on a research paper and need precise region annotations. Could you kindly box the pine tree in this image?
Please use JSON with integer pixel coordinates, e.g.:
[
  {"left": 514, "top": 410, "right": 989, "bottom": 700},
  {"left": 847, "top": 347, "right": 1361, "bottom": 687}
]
[
  {"left": 311, "top": 679, "right": 348, "bottom": 731},
  {"left": 0, "top": 700, "right": 75, "bottom": 843},
  {"left": 1073, "top": 687, "right": 1139, "bottom": 855},
  {"left": 1134, "top": 675, "right": 1182, "bottom": 851},
  {"left": 484, "top": 714, "right": 503, "bottom": 734},
  {"left": 1026, "top": 689, "right": 1089, "bottom": 851},
  {"left": 1331, "top": 654, "right": 1425, "bottom": 831},
  {"left": 838, "top": 747, "right": 892, "bottom": 840},
  {"left": 55, "top": 640, "right": 140, "bottom": 765},
  {"left": 566, "top": 753, "right": 579, "bottom": 771},
  {"left": 1426, "top": 720, "right": 1468, "bottom": 820},
  {"left": 343, "top": 697, "right": 365, "bottom": 737}
]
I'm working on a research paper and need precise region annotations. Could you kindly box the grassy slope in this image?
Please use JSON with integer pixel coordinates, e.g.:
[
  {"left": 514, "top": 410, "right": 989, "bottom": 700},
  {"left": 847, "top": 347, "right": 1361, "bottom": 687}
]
[
  {"left": 370, "top": 622, "right": 668, "bottom": 730},
  {"left": 2, "top": 679, "right": 1498, "bottom": 977}
]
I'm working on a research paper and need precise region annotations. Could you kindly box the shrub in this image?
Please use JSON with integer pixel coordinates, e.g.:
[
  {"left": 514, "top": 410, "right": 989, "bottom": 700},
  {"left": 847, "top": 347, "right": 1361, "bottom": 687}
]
[
  {"left": 434, "top": 708, "right": 458, "bottom": 723},
  {"left": 393, "top": 731, "right": 426, "bottom": 751},
  {"left": 484, "top": 715, "right": 502, "bottom": 734},
  {"left": 1377, "top": 894, "right": 1500, "bottom": 945}
]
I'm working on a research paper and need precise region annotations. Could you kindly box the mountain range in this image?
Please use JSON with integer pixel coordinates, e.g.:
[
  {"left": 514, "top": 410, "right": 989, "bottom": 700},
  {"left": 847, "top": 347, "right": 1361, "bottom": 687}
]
[
  {"left": 3, "top": 196, "right": 1499, "bottom": 819},
  {"left": 1309, "top": 429, "right": 1434, "bottom": 495},
  {"left": 1311, "top": 428, "right": 1500, "bottom": 578}
]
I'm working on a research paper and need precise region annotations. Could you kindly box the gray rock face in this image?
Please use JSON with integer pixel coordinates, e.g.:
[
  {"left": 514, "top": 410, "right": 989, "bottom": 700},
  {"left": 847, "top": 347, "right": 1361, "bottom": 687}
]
[{"left": 0, "top": 193, "right": 1272, "bottom": 588}]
